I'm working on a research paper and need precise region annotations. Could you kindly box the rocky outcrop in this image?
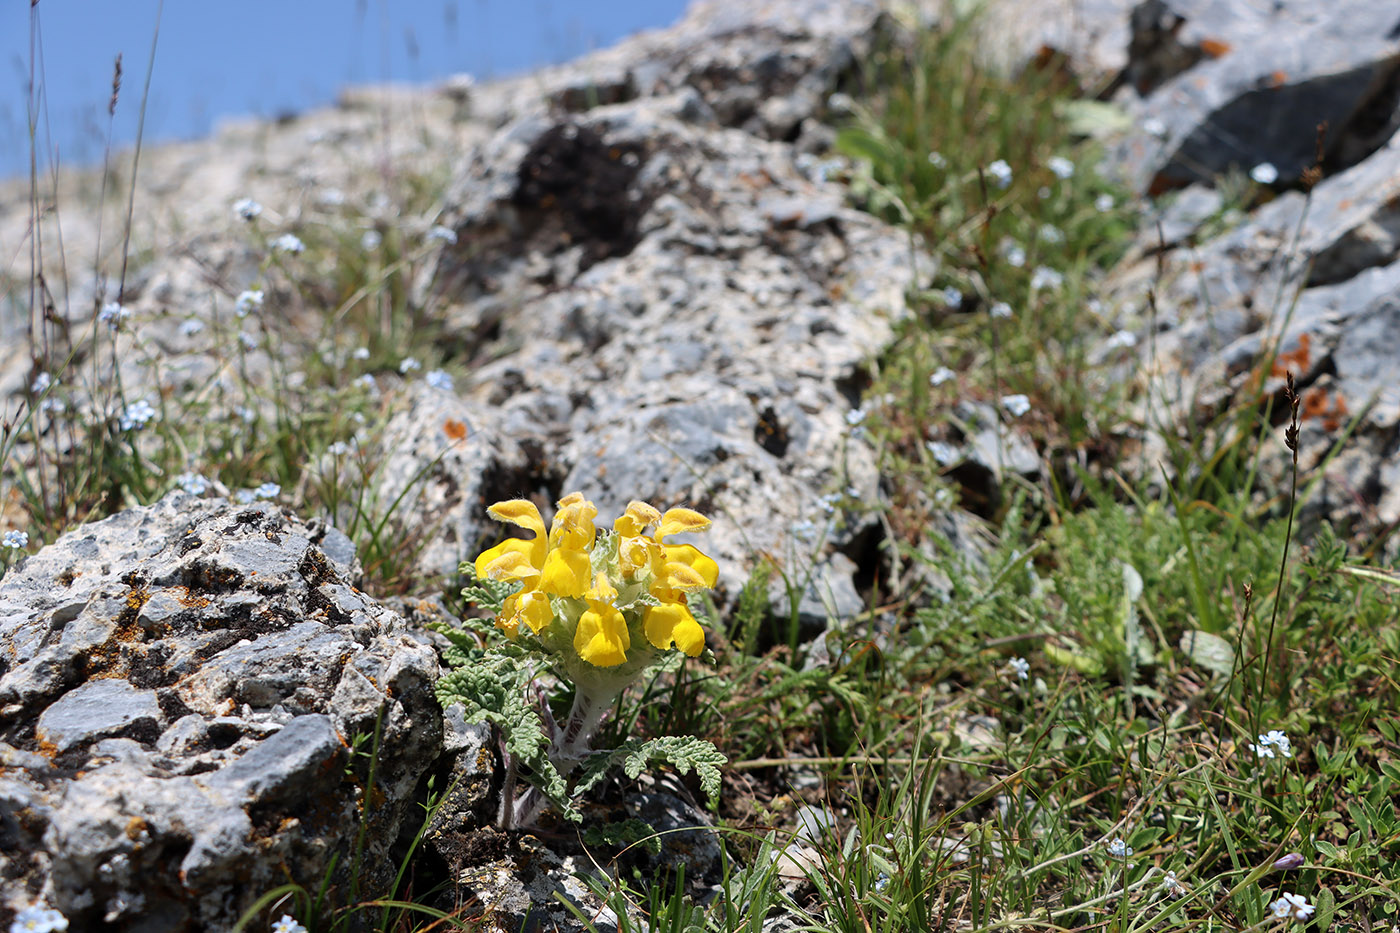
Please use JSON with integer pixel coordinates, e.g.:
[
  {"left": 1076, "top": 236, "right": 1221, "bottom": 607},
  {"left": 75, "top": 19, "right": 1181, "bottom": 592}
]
[
  {"left": 1101, "top": 0, "right": 1400, "bottom": 546},
  {"left": 0, "top": 494, "right": 442, "bottom": 928}
]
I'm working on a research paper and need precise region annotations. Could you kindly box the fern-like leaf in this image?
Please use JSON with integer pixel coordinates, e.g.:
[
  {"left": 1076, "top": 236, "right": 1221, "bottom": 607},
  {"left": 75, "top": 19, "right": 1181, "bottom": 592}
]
[{"left": 575, "top": 736, "right": 726, "bottom": 806}]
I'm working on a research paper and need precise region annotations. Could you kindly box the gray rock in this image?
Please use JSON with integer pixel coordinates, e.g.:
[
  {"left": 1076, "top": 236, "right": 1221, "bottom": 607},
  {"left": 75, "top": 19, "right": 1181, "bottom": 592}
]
[
  {"left": 1112, "top": 0, "right": 1400, "bottom": 192},
  {"left": 0, "top": 494, "right": 443, "bottom": 929},
  {"left": 35, "top": 679, "right": 162, "bottom": 754}
]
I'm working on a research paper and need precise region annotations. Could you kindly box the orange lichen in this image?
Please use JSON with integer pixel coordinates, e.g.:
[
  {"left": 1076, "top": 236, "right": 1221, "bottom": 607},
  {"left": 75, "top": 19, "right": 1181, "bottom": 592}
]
[
  {"left": 1199, "top": 37, "right": 1232, "bottom": 58},
  {"left": 1301, "top": 386, "right": 1349, "bottom": 432},
  {"left": 1269, "top": 70, "right": 1288, "bottom": 88},
  {"left": 1271, "top": 333, "right": 1312, "bottom": 377},
  {"left": 444, "top": 418, "right": 468, "bottom": 441}
]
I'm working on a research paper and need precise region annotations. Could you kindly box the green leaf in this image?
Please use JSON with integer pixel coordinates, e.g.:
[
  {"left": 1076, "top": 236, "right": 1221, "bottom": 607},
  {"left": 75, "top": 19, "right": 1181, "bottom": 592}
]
[
  {"left": 458, "top": 563, "right": 517, "bottom": 616},
  {"left": 1055, "top": 100, "right": 1135, "bottom": 138},
  {"left": 576, "top": 736, "right": 727, "bottom": 807},
  {"left": 434, "top": 656, "right": 577, "bottom": 821},
  {"left": 1179, "top": 629, "right": 1235, "bottom": 677},
  {"left": 1313, "top": 887, "right": 1335, "bottom": 930}
]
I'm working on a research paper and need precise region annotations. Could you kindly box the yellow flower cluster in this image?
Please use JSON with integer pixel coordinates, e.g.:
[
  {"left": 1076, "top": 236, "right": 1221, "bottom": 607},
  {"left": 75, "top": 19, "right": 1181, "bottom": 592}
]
[{"left": 473, "top": 493, "right": 718, "bottom": 669}]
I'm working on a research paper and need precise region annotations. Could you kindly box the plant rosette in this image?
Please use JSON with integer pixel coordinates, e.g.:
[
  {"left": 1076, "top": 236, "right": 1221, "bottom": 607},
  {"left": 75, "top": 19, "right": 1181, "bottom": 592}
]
[{"left": 448, "top": 492, "right": 725, "bottom": 828}]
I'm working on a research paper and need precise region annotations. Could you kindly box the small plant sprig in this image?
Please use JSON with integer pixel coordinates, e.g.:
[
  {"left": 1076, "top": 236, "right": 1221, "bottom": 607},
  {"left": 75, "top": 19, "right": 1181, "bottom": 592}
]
[{"left": 436, "top": 493, "right": 727, "bottom": 829}]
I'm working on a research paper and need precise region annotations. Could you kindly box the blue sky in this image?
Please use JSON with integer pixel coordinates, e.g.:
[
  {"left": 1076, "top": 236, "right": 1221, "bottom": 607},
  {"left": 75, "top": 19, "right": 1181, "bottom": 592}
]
[{"left": 1, "top": 0, "right": 690, "bottom": 180}]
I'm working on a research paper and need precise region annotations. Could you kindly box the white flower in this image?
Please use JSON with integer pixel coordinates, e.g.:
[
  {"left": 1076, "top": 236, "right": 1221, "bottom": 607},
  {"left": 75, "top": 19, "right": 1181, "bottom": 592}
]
[
  {"left": 3, "top": 530, "right": 28, "bottom": 549},
  {"left": 352, "top": 347, "right": 371, "bottom": 360},
  {"left": 398, "top": 357, "right": 422, "bottom": 374},
  {"left": 1105, "top": 329, "right": 1138, "bottom": 350},
  {"left": 317, "top": 187, "right": 346, "bottom": 207},
  {"left": 989, "top": 301, "right": 1013, "bottom": 320},
  {"left": 1047, "top": 156, "right": 1075, "bottom": 179},
  {"left": 1142, "top": 116, "right": 1167, "bottom": 138},
  {"left": 1037, "top": 186, "right": 1052, "bottom": 200},
  {"left": 1002, "top": 242, "right": 1026, "bottom": 268},
  {"left": 272, "top": 233, "right": 305, "bottom": 254},
  {"left": 1162, "top": 871, "right": 1185, "bottom": 896},
  {"left": 254, "top": 482, "right": 280, "bottom": 499},
  {"left": 941, "top": 286, "right": 963, "bottom": 309},
  {"left": 176, "top": 473, "right": 208, "bottom": 495},
  {"left": 1001, "top": 394, "right": 1031, "bottom": 418},
  {"left": 1106, "top": 837, "right": 1134, "bottom": 858},
  {"left": 986, "top": 159, "right": 1013, "bottom": 189},
  {"left": 818, "top": 492, "right": 840, "bottom": 515},
  {"left": 1250, "top": 162, "right": 1279, "bottom": 185},
  {"left": 120, "top": 399, "right": 157, "bottom": 431},
  {"left": 1007, "top": 657, "right": 1030, "bottom": 680},
  {"left": 427, "top": 225, "right": 458, "bottom": 244},
  {"left": 354, "top": 373, "right": 378, "bottom": 392},
  {"left": 425, "top": 369, "right": 453, "bottom": 391},
  {"left": 1251, "top": 730, "right": 1294, "bottom": 759},
  {"left": 927, "top": 151, "right": 947, "bottom": 169},
  {"left": 238, "top": 332, "right": 258, "bottom": 350},
  {"left": 1269, "top": 892, "right": 1314, "bottom": 922},
  {"left": 1030, "top": 267, "right": 1063, "bottom": 291},
  {"left": 235, "top": 289, "right": 264, "bottom": 317},
  {"left": 361, "top": 230, "right": 382, "bottom": 251},
  {"left": 9, "top": 904, "right": 69, "bottom": 932},
  {"left": 1039, "top": 224, "right": 1065, "bottom": 245},
  {"left": 929, "top": 366, "right": 955, "bottom": 387},
  {"left": 927, "top": 440, "right": 960, "bottom": 465},
  {"left": 271, "top": 916, "right": 308, "bottom": 933},
  {"left": 31, "top": 372, "right": 54, "bottom": 395},
  {"left": 235, "top": 489, "right": 257, "bottom": 504},
  {"left": 1095, "top": 193, "right": 1116, "bottom": 213},
  {"left": 328, "top": 441, "right": 353, "bottom": 456},
  {"left": 179, "top": 318, "right": 205, "bottom": 337},
  {"left": 98, "top": 301, "right": 130, "bottom": 329},
  {"left": 232, "top": 198, "right": 263, "bottom": 222},
  {"left": 845, "top": 408, "right": 866, "bottom": 426},
  {"left": 235, "top": 406, "right": 257, "bottom": 424}
]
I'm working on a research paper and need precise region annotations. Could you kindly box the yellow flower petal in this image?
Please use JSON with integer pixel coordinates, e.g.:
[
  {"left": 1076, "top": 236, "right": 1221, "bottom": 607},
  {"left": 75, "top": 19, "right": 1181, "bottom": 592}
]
[
  {"left": 662, "top": 544, "right": 719, "bottom": 589},
  {"left": 656, "top": 507, "right": 710, "bottom": 541},
  {"left": 575, "top": 603, "right": 630, "bottom": 667},
  {"left": 479, "top": 500, "right": 548, "bottom": 572},
  {"left": 540, "top": 547, "right": 592, "bottom": 598},
  {"left": 614, "top": 500, "right": 662, "bottom": 538},
  {"left": 477, "top": 547, "right": 542, "bottom": 582},
  {"left": 549, "top": 497, "right": 598, "bottom": 551},
  {"left": 517, "top": 590, "right": 554, "bottom": 634},
  {"left": 644, "top": 601, "right": 705, "bottom": 656}
]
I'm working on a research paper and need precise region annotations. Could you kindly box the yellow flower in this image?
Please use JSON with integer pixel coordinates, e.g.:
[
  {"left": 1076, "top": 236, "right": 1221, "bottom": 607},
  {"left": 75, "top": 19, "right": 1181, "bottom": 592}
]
[
  {"left": 613, "top": 502, "right": 718, "bottom": 657},
  {"left": 574, "top": 573, "right": 630, "bottom": 667},
  {"left": 475, "top": 493, "right": 598, "bottom": 636}
]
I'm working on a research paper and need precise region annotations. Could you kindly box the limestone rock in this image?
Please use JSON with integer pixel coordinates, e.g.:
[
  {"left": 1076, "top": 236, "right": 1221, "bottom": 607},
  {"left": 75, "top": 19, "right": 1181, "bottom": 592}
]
[{"left": 0, "top": 494, "right": 443, "bottom": 929}]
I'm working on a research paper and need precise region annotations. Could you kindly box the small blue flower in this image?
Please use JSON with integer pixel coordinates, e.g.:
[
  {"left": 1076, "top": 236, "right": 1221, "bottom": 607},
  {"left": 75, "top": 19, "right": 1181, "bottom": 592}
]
[
  {"left": 120, "top": 399, "right": 157, "bottom": 431},
  {"left": 270, "top": 914, "right": 308, "bottom": 933},
  {"left": 927, "top": 440, "right": 960, "bottom": 465},
  {"left": 232, "top": 198, "right": 263, "bottom": 222},
  {"left": 1106, "top": 837, "right": 1133, "bottom": 858},
  {"left": 425, "top": 369, "right": 453, "bottom": 391},
  {"left": 176, "top": 473, "right": 208, "bottom": 496},
  {"left": 1007, "top": 656, "right": 1030, "bottom": 681},
  {"left": 1001, "top": 394, "right": 1031, "bottom": 418},
  {"left": 99, "top": 302, "right": 131, "bottom": 329},
  {"left": 272, "top": 233, "right": 305, "bottom": 254},
  {"left": 1030, "top": 267, "right": 1063, "bottom": 291},
  {"left": 179, "top": 318, "right": 205, "bottom": 337},
  {"left": 1095, "top": 193, "right": 1115, "bottom": 213},
  {"left": 1250, "top": 162, "right": 1279, "bottom": 185},
  {"left": 235, "top": 290, "right": 264, "bottom": 317},
  {"left": 989, "top": 301, "right": 1013, "bottom": 320},
  {"left": 1047, "top": 156, "right": 1075, "bottom": 179},
  {"left": 929, "top": 366, "right": 955, "bottom": 387},
  {"left": 254, "top": 482, "right": 280, "bottom": 500},
  {"left": 3, "top": 530, "right": 28, "bottom": 549},
  {"left": 986, "top": 159, "right": 1013, "bottom": 189},
  {"left": 941, "top": 286, "right": 963, "bottom": 309},
  {"left": 427, "top": 225, "right": 458, "bottom": 245},
  {"left": 398, "top": 357, "right": 422, "bottom": 375},
  {"left": 352, "top": 347, "right": 371, "bottom": 361},
  {"left": 31, "top": 372, "right": 54, "bottom": 395}
]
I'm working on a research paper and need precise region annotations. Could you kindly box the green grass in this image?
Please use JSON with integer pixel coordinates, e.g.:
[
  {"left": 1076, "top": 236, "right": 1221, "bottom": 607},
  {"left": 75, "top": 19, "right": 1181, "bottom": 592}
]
[{"left": 8, "top": 6, "right": 1400, "bottom": 933}]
